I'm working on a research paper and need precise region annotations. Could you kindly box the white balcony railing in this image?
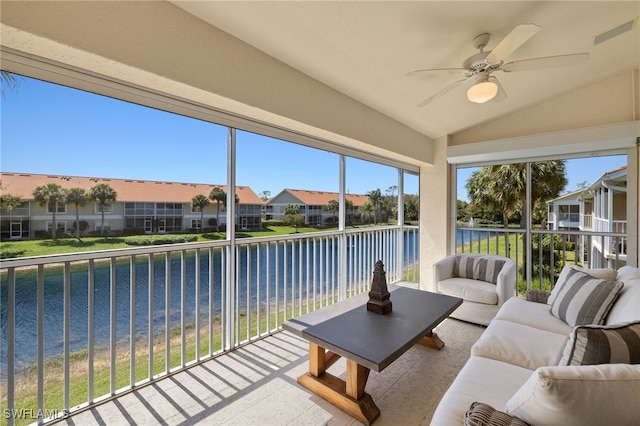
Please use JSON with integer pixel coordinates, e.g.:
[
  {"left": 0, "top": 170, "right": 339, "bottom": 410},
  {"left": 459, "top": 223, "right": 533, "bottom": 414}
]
[
  {"left": 456, "top": 226, "right": 627, "bottom": 295},
  {"left": 0, "top": 225, "right": 418, "bottom": 425}
]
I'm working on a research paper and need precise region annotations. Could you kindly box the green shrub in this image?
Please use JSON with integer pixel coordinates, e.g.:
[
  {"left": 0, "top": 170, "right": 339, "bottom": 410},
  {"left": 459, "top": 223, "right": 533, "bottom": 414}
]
[
  {"left": 124, "top": 234, "right": 198, "bottom": 246},
  {"left": 1, "top": 248, "right": 26, "bottom": 259}
]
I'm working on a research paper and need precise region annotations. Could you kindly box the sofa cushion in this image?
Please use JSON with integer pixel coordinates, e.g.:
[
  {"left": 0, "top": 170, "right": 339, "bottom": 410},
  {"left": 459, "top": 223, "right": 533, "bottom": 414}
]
[
  {"left": 557, "top": 321, "right": 640, "bottom": 366},
  {"left": 505, "top": 364, "right": 640, "bottom": 426},
  {"left": 606, "top": 266, "right": 640, "bottom": 325},
  {"left": 439, "top": 277, "right": 499, "bottom": 305},
  {"left": 453, "top": 255, "right": 506, "bottom": 284},
  {"left": 548, "top": 265, "right": 617, "bottom": 305},
  {"left": 464, "top": 402, "right": 530, "bottom": 426},
  {"left": 431, "top": 356, "right": 533, "bottom": 426},
  {"left": 549, "top": 268, "right": 623, "bottom": 326},
  {"left": 494, "top": 297, "right": 572, "bottom": 335},
  {"left": 471, "top": 320, "right": 568, "bottom": 370}
]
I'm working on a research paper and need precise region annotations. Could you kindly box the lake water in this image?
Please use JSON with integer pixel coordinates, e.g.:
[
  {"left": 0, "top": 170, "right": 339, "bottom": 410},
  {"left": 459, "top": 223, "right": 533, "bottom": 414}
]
[{"left": 1, "top": 232, "right": 419, "bottom": 373}]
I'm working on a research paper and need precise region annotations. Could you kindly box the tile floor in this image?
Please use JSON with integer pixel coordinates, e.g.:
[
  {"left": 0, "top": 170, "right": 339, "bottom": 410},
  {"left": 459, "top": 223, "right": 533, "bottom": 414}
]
[{"left": 56, "top": 318, "right": 484, "bottom": 426}]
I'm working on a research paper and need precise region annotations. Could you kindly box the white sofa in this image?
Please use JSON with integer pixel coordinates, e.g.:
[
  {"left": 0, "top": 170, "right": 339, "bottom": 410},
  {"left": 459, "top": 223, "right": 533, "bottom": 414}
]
[
  {"left": 432, "top": 265, "right": 640, "bottom": 426},
  {"left": 434, "top": 253, "right": 516, "bottom": 326}
]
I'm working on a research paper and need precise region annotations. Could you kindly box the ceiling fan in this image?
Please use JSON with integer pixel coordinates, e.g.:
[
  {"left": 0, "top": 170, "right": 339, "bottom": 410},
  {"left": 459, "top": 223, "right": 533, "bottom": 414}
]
[{"left": 408, "top": 24, "right": 589, "bottom": 106}]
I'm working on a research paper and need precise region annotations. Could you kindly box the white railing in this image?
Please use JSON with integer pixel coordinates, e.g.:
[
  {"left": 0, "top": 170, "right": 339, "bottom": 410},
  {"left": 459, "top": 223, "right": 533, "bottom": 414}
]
[
  {"left": 0, "top": 225, "right": 418, "bottom": 425},
  {"left": 456, "top": 226, "right": 627, "bottom": 295}
]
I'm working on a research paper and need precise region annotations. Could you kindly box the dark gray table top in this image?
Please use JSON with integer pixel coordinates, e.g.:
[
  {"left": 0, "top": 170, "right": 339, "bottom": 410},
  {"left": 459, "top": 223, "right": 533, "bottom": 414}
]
[{"left": 282, "top": 285, "right": 462, "bottom": 372}]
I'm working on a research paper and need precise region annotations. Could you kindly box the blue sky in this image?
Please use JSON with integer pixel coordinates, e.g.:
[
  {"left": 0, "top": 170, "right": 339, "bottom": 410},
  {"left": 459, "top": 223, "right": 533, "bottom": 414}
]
[
  {"left": 1, "top": 76, "right": 417, "bottom": 197},
  {"left": 1, "top": 76, "right": 625, "bottom": 199}
]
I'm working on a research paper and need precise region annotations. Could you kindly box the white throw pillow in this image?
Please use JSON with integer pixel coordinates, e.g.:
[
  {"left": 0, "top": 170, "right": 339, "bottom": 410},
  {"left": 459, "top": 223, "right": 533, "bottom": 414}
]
[
  {"left": 548, "top": 265, "right": 617, "bottom": 305},
  {"left": 505, "top": 364, "right": 640, "bottom": 426}
]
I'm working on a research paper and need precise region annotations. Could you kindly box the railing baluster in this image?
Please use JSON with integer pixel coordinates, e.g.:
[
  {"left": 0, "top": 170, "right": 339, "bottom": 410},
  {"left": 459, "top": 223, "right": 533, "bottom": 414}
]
[
  {"left": 109, "top": 258, "right": 117, "bottom": 395},
  {"left": 256, "top": 243, "right": 261, "bottom": 336},
  {"left": 88, "top": 260, "right": 94, "bottom": 403},
  {"left": 130, "top": 255, "right": 136, "bottom": 388},
  {"left": 195, "top": 249, "right": 200, "bottom": 361},
  {"left": 7, "top": 267, "right": 15, "bottom": 426},
  {"left": 165, "top": 252, "right": 171, "bottom": 374},
  {"left": 208, "top": 247, "right": 214, "bottom": 355},
  {"left": 148, "top": 254, "right": 154, "bottom": 380},
  {"left": 181, "top": 250, "right": 186, "bottom": 367},
  {"left": 63, "top": 262, "right": 71, "bottom": 412},
  {"left": 37, "top": 265, "right": 44, "bottom": 423},
  {"left": 266, "top": 243, "right": 271, "bottom": 332}
]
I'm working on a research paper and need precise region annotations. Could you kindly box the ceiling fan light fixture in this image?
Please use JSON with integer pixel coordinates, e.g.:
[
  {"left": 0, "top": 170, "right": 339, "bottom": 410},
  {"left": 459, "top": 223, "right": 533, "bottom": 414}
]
[{"left": 467, "top": 78, "right": 498, "bottom": 103}]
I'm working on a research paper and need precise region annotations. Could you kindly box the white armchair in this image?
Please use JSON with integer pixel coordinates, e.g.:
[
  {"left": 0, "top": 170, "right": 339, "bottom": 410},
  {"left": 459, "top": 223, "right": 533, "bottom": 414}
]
[{"left": 434, "top": 253, "right": 516, "bottom": 326}]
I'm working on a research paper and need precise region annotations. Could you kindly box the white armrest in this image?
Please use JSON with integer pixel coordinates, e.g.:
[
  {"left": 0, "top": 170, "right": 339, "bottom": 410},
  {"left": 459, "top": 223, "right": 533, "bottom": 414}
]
[
  {"left": 434, "top": 255, "right": 456, "bottom": 287},
  {"left": 494, "top": 259, "right": 516, "bottom": 306}
]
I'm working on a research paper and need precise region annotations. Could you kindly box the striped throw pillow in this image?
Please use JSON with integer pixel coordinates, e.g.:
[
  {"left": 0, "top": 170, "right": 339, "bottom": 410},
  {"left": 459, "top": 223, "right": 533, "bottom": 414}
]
[
  {"left": 464, "top": 402, "right": 530, "bottom": 426},
  {"left": 557, "top": 321, "right": 640, "bottom": 366},
  {"left": 474, "top": 257, "right": 506, "bottom": 284},
  {"left": 453, "top": 256, "right": 505, "bottom": 284},
  {"left": 454, "top": 255, "right": 477, "bottom": 279},
  {"left": 549, "top": 268, "right": 623, "bottom": 326}
]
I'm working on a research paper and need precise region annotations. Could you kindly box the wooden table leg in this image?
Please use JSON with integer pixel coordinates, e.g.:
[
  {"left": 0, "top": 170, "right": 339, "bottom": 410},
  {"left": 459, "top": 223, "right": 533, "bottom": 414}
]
[
  {"left": 297, "top": 344, "right": 380, "bottom": 425},
  {"left": 418, "top": 330, "right": 445, "bottom": 350}
]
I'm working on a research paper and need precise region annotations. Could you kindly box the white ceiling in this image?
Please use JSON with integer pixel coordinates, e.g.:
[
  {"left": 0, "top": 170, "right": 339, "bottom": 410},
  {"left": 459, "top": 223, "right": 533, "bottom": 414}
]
[{"left": 172, "top": 1, "right": 640, "bottom": 139}]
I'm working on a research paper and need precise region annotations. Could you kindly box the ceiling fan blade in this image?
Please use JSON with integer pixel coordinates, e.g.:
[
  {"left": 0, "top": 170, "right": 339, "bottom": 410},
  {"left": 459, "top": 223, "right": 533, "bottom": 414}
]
[
  {"left": 502, "top": 53, "right": 589, "bottom": 72},
  {"left": 407, "top": 68, "right": 466, "bottom": 77},
  {"left": 486, "top": 24, "right": 541, "bottom": 64},
  {"left": 490, "top": 76, "right": 508, "bottom": 102},
  {"left": 417, "top": 79, "right": 467, "bottom": 106}
]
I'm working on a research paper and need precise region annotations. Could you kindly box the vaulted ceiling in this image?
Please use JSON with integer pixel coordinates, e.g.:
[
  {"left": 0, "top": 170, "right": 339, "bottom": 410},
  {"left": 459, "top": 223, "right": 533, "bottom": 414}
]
[{"left": 172, "top": 1, "right": 640, "bottom": 139}]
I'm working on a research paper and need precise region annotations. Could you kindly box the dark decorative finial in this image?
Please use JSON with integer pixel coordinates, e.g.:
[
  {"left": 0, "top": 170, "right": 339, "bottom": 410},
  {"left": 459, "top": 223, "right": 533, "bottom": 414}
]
[{"left": 367, "top": 260, "right": 392, "bottom": 314}]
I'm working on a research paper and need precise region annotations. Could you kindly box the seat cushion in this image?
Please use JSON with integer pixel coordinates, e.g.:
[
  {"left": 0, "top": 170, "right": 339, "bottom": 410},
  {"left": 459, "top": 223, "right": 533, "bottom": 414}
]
[
  {"left": 439, "top": 277, "right": 499, "bottom": 305},
  {"left": 431, "top": 356, "right": 533, "bottom": 426},
  {"left": 494, "top": 297, "right": 572, "bottom": 335},
  {"left": 471, "top": 320, "right": 568, "bottom": 370},
  {"left": 505, "top": 364, "right": 640, "bottom": 426}
]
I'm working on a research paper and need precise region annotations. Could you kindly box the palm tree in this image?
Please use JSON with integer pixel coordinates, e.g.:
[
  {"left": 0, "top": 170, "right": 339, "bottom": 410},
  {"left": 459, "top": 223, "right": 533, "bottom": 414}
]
[
  {"left": 466, "top": 161, "right": 567, "bottom": 229},
  {"left": 366, "top": 188, "right": 383, "bottom": 225},
  {"left": 326, "top": 199, "right": 339, "bottom": 226},
  {"left": 89, "top": 183, "right": 117, "bottom": 237},
  {"left": 284, "top": 204, "right": 304, "bottom": 232},
  {"left": 191, "top": 194, "right": 210, "bottom": 230},
  {"left": 66, "top": 187, "right": 89, "bottom": 240},
  {"left": 33, "top": 183, "right": 67, "bottom": 241},
  {"left": 466, "top": 161, "right": 567, "bottom": 258},
  {"left": 209, "top": 187, "right": 226, "bottom": 232},
  {"left": 360, "top": 201, "right": 374, "bottom": 225},
  {"left": 345, "top": 199, "right": 354, "bottom": 225},
  {"left": 259, "top": 190, "right": 271, "bottom": 201},
  {"left": 1, "top": 71, "right": 19, "bottom": 98},
  {"left": 404, "top": 195, "right": 419, "bottom": 222}
]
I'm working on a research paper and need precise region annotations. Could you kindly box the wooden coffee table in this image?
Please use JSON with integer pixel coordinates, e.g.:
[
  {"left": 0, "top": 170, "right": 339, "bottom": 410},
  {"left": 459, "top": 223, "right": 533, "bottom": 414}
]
[{"left": 283, "top": 284, "right": 462, "bottom": 425}]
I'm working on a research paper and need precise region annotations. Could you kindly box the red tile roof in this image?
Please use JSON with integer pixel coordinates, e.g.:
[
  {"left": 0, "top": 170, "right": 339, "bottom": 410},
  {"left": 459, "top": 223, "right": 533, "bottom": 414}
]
[
  {"left": 0, "top": 172, "right": 263, "bottom": 204},
  {"left": 276, "top": 188, "right": 369, "bottom": 207}
]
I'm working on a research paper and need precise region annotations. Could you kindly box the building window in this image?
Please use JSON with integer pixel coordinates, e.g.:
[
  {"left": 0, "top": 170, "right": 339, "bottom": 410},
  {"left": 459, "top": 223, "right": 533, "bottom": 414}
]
[
  {"left": 95, "top": 202, "right": 113, "bottom": 213},
  {"left": 47, "top": 202, "right": 66, "bottom": 214}
]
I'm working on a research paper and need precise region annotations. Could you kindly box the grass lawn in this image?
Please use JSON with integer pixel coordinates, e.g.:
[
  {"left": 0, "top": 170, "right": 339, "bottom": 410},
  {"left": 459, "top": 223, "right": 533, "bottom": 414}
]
[{"left": 1, "top": 225, "right": 399, "bottom": 259}]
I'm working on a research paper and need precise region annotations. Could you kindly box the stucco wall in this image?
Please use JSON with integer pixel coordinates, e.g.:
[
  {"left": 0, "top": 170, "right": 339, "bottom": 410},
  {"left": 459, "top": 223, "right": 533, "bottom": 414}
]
[{"left": 419, "top": 136, "right": 450, "bottom": 292}]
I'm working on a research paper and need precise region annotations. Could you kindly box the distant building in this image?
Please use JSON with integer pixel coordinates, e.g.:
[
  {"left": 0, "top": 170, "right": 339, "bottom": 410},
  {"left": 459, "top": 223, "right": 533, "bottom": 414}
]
[
  {"left": 265, "top": 189, "right": 369, "bottom": 226},
  {"left": 546, "top": 165, "right": 627, "bottom": 268},
  {"left": 0, "top": 172, "right": 263, "bottom": 239}
]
